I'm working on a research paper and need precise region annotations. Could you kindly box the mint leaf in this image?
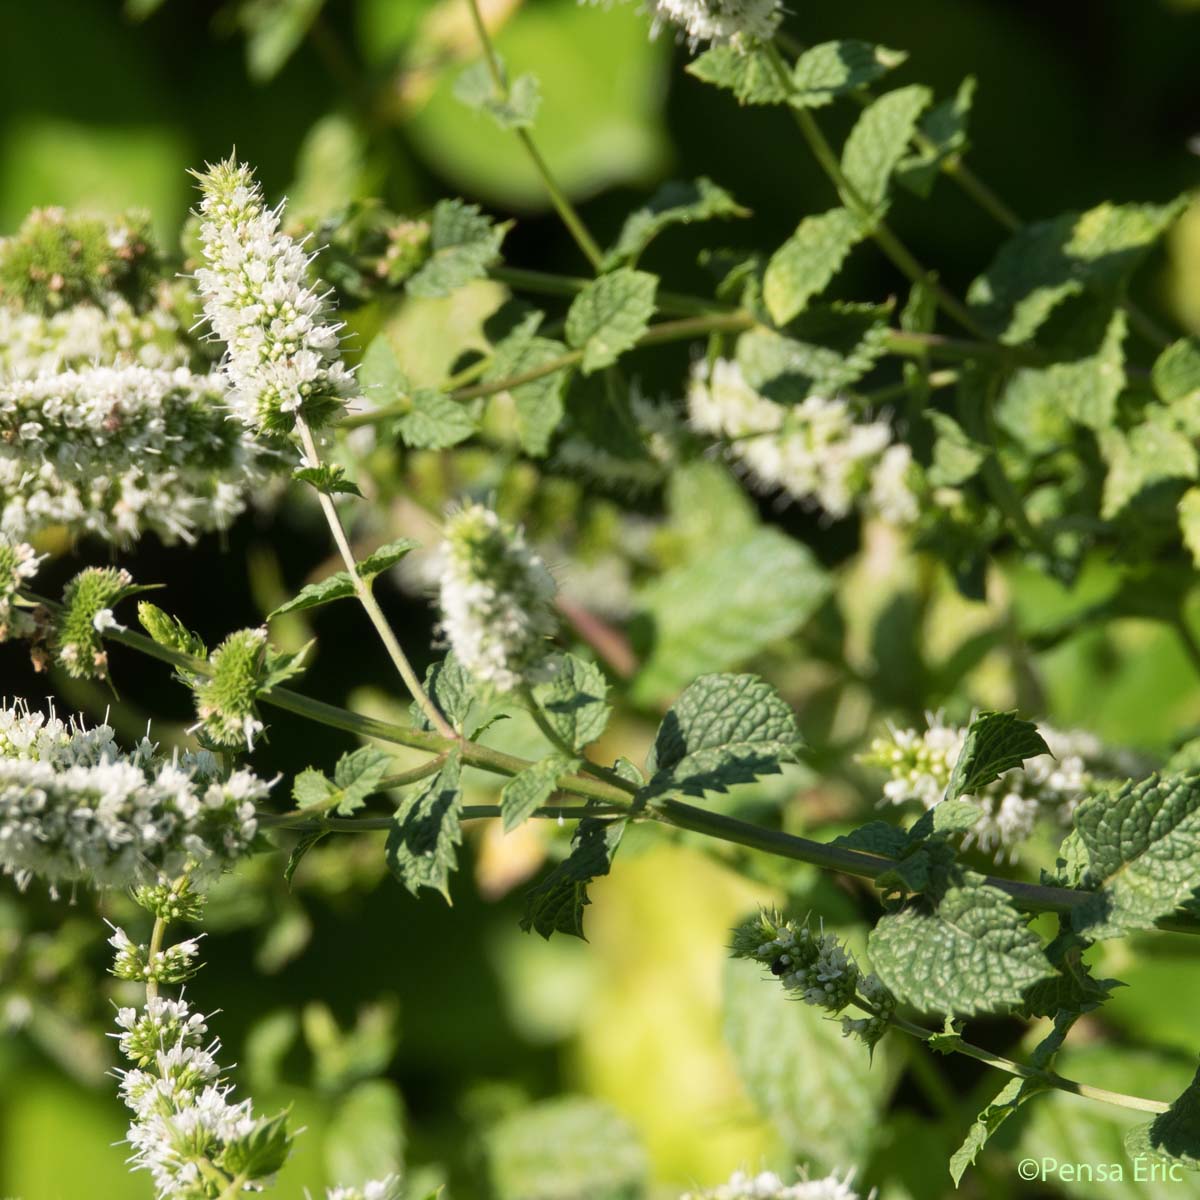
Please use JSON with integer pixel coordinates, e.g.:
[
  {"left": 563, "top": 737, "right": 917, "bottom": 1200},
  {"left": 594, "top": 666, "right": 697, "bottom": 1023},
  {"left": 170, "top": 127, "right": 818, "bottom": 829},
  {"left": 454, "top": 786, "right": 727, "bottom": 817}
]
[
  {"left": 331, "top": 747, "right": 391, "bottom": 815},
  {"left": 481, "top": 1097, "right": 647, "bottom": 1200},
  {"left": 946, "top": 711, "right": 1051, "bottom": 801},
  {"left": 217, "top": 1111, "right": 292, "bottom": 1178},
  {"left": 790, "top": 40, "right": 907, "bottom": 108},
  {"left": 631, "top": 525, "right": 831, "bottom": 705},
  {"left": 723, "top": 956, "right": 894, "bottom": 1166},
  {"left": 1071, "top": 773, "right": 1200, "bottom": 938},
  {"left": 406, "top": 199, "right": 509, "bottom": 298},
  {"left": 284, "top": 829, "right": 327, "bottom": 887},
  {"left": 1181, "top": 488, "right": 1200, "bottom": 566},
  {"left": 501, "top": 756, "right": 573, "bottom": 832},
  {"left": 639, "top": 673, "right": 801, "bottom": 803},
  {"left": 686, "top": 45, "right": 789, "bottom": 106},
  {"left": 927, "top": 410, "right": 987, "bottom": 487},
  {"left": 454, "top": 59, "right": 541, "bottom": 130},
  {"left": 605, "top": 177, "right": 748, "bottom": 268},
  {"left": 868, "top": 880, "right": 1055, "bottom": 1016},
  {"left": 484, "top": 327, "right": 570, "bottom": 456},
  {"left": 385, "top": 752, "right": 464, "bottom": 900},
  {"left": 293, "top": 464, "right": 363, "bottom": 497},
  {"left": 410, "top": 654, "right": 478, "bottom": 735},
  {"left": 763, "top": 207, "right": 864, "bottom": 326},
  {"left": 1125, "top": 1065, "right": 1200, "bottom": 1172},
  {"left": 269, "top": 539, "right": 417, "bottom": 618},
  {"left": 396, "top": 388, "right": 478, "bottom": 450},
  {"left": 1154, "top": 336, "right": 1200, "bottom": 406},
  {"left": 532, "top": 653, "right": 611, "bottom": 753},
  {"left": 897, "top": 76, "right": 976, "bottom": 197},
  {"left": 565, "top": 268, "right": 657, "bottom": 374},
  {"left": 521, "top": 818, "right": 624, "bottom": 939},
  {"left": 357, "top": 335, "right": 406, "bottom": 405},
  {"left": 841, "top": 84, "right": 932, "bottom": 221},
  {"left": 968, "top": 198, "right": 1185, "bottom": 344},
  {"left": 1100, "top": 410, "right": 1199, "bottom": 519}
]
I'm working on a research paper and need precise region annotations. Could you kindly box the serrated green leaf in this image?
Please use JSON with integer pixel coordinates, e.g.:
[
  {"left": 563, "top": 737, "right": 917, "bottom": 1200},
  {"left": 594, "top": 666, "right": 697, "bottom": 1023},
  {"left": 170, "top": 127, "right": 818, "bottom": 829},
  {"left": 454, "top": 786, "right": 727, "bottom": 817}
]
[
  {"left": 358, "top": 335, "right": 407, "bottom": 405},
  {"left": 406, "top": 199, "right": 509, "bottom": 298},
  {"left": 292, "top": 767, "right": 335, "bottom": 810},
  {"left": 927, "top": 410, "right": 987, "bottom": 487},
  {"left": 293, "top": 464, "right": 363, "bottom": 497},
  {"left": 897, "top": 76, "right": 976, "bottom": 198},
  {"left": 763, "top": 207, "right": 864, "bottom": 326},
  {"left": 639, "top": 673, "right": 801, "bottom": 803},
  {"left": 1071, "top": 773, "right": 1200, "bottom": 938},
  {"left": 410, "top": 654, "right": 478, "bottom": 734},
  {"left": 831, "top": 821, "right": 910, "bottom": 858},
  {"left": 605, "top": 177, "right": 748, "bottom": 268},
  {"left": 565, "top": 268, "right": 657, "bottom": 374},
  {"left": 532, "top": 653, "right": 611, "bottom": 752},
  {"left": 481, "top": 1096, "right": 647, "bottom": 1200},
  {"left": 501, "top": 756, "right": 573, "bottom": 832},
  {"left": 868, "top": 881, "right": 1055, "bottom": 1016},
  {"left": 789, "top": 40, "right": 907, "bottom": 108},
  {"left": 284, "top": 829, "right": 327, "bottom": 888},
  {"left": 385, "top": 752, "right": 463, "bottom": 901},
  {"left": 454, "top": 59, "right": 541, "bottom": 130},
  {"left": 268, "top": 540, "right": 416, "bottom": 619},
  {"left": 356, "top": 538, "right": 421, "bottom": 579},
  {"left": 841, "top": 84, "right": 932, "bottom": 220},
  {"left": 331, "top": 747, "right": 391, "bottom": 815},
  {"left": 631, "top": 525, "right": 831, "bottom": 704},
  {"left": 1154, "top": 336, "right": 1200, "bottom": 406},
  {"left": 1002, "top": 308, "right": 1127, "bottom": 434},
  {"left": 949, "top": 1076, "right": 1036, "bottom": 1184},
  {"left": 218, "top": 1110, "right": 293, "bottom": 1178},
  {"left": 521, "top": 818, "right": 624, "bottom": 939},
  {"left": 946, "top": 711, "right": 1051, "bottom": 800},
  {"left": 1125, "top": 1065, "right": 1200, "bottom": 1172},
  {"left": 967, "top": 198, "right": 1185, "bottom": 345},
  {"left": 1100, "top": 410, "right": 1198, "bottom": 519},
  {"left": 484, "top": 327, "right": 570, "bottom": 455},
  {"left": 396, "top": 388, "right": 479, "bottom": 450},
  {"left": 723, "top": 955, "right": 897, "bottom": 1168},
  {"left": 687, "top": 45, "right": 789, "bottom": 106}
]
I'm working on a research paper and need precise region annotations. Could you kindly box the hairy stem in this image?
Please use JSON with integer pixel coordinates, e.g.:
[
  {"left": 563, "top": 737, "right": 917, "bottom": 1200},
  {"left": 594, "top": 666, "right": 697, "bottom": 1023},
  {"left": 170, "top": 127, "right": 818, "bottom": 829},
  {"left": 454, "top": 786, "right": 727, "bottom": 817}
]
[
  {"left": 258, "top": 802, "right": 627, "bottom": 832},
  {"left": 294, "top": 416, "right": 455, "bottom": 738},
  {"left": 464, "top": 0, "right": 605, "bottom": 270}
]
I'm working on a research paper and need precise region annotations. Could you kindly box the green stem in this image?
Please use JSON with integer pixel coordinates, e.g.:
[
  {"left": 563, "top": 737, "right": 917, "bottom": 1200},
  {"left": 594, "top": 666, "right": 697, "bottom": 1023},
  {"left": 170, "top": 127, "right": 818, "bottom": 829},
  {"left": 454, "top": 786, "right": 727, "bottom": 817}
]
[
  {"left": 877, "top": 1007, "right": 1168, "bottom": 1115},
  {"left": 764, "top": 45, "right": 986, "bottom": 339},
  {"left": 258, "top": 802, "right": 626, "bottom": 832},
  {"left": 294, "top": 416, "right": 455, "bottom": 739},
  {"left": 464, "top": 0, "right": 605, "bottom": 271},
  {"left": 144, "top": 910, "right": 167, "bottom": 1004},
  {"left": 519, "top": 686, "right": 639, "bottom": 795},
  {"left": 28, "top": 590, "right": 1200, "bottom": 936},
  {"left": 215, "top": 1170, "right": 251, "bottom": 1200},
  {"left": 340, "top": 310, "right": 756, "bottom": 429},
  {"left": 489, "top": 266, "right": 732, "bottom": 317}
]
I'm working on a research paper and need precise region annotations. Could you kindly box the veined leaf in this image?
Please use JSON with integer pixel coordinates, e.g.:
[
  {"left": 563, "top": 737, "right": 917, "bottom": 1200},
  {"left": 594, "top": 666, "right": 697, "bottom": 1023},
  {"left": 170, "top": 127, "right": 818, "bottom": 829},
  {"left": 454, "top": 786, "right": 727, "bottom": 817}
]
[
  {"left": 385, "top": 752, "right": 464, "bottom": 901},
  {"left": 532, "top": 653, "right": 611, "bottom": 753},
  {"left": 269, "top": 539, "right": 418, "bottom": 618},
  {"left": 1099, "top": 410, "right": 1199, "bottom": 519},
  {"left": 397, "top": 388, "right": 479, "bottom": 449},
  {"left": 501, "top": 755, "right": 574, "bottom": 832},
  {"left": 1071, "top": 773, "right": 1200, "bottom": 938},
  {"left": 521, "top": 818, "right": 624, "bottom": 939},
  {"left": 789, "top": 40, "right": 907, "bottom": 109},
  {"left": 1125, "top": 1065, "right": 1200, "bottom": 1172},
  {"left": 605, "top": 177, "right": 748, "bottom": 268},
  {"left": 565, "top": 268, "right": 657, "bottom": 374},
  {"left": 946, "top": 711, "right": 1051, "bottom": 801},
  {"left": 763, "top": 207, "right": 864, "bottom": 326},
  {"left": 897, "top": 76, "right": 976, "bottom": 197},
  {"left": 639, "top": 673, "right": 801, "bottom": 803},
  {"left": 484, "top": 327, "right": 570, "bottom": 456},
  {"left": 407, "top": 199, "right": 509, "bottom": 298},
  {"left": 687, "top": 45, "right": 789, "bottom": 106},
  {"left": 868, "top": 880, "right": 1055, "bottom": 1016},
  {"left": 454, "top": 58, "right": 541, "bottom": 130},
  {"left": 841, "top": 85, "right": 932, "bottom": 221}
]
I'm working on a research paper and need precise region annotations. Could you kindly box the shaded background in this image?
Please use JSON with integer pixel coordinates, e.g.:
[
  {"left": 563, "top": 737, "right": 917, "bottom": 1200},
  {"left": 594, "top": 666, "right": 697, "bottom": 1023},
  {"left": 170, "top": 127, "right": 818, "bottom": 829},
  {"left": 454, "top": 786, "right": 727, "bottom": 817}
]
[{"left": 2, "top": 1, "right": 1200, "bottom": 1198}]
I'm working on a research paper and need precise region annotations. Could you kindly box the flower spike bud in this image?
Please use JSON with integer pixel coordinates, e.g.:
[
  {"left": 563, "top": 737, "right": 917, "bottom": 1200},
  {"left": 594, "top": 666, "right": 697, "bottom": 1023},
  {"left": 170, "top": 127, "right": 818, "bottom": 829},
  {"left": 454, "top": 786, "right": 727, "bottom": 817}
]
[
  {"left": 193, "top": 156, "right": 358, "bottom": 433},
  {"left": 55, "top": 567, "right": 139, "bottom": 680},
  {"left": 192, "top": 627, "right": 270, "bottom": 750},
  {"left": 0, "top": 535, "right": 43, "bottom": 643},
  {"left": 437, "top": 503, "right": 558, "bottom": 693}
]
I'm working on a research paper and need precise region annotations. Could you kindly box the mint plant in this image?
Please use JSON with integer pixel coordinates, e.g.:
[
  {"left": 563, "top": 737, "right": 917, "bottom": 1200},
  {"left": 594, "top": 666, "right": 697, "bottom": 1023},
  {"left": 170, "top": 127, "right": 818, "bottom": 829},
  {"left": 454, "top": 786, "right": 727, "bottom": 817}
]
[{"left": 3, "top": 0, "right": 1200, "bottom": 1195}]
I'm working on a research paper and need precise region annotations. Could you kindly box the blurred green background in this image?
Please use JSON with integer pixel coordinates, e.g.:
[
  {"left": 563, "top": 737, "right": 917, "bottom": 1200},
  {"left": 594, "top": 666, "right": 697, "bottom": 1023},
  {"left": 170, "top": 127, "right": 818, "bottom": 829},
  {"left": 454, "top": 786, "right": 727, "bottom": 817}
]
[{"left": 2, "top": 1, "right": 1200, "bottom": 1198}]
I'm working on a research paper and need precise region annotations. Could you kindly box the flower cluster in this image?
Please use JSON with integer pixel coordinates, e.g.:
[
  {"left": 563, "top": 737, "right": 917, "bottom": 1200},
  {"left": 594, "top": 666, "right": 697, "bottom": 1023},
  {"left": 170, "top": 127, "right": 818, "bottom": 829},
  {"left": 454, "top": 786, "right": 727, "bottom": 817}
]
[
  {"left": 861, "top": 715, "right": 1124, "bottom": 860},
  {"left": 111, "top": 936, "right": 291, "bottom": 1198},
  {"left": 732, "top": 909, "right": 896, "bottom": 1053},
  {"left": 643, "top": 0, "right": 784, "bottom": 49},
  {"left": 325, "top": 1180, "right": 403, "bottom": 1200},
  {"left": 687, "top": 359, "right": 919, "bottom": 525},
  {"left": 0, "top": 207, "right": 159, "bottom": 314},
  {"left": 0, "top": 535, "right": 43, "bottom": 642},
  {"left": 681, "top": 1167, "right": 869, "bottom": 1200},
  {"left": 0, "top": 702, "right": 265, "bottom": 890},
  {"left": 194, "top": 156, "right": 357, "bottom": 432},
  {"left": 0, "top": 294, "right": 191, "bottom": 380},
  {"left": 437, "top": 502, "right": 558, "bottom": 693},
  {"left": 0, "top": 365, "right": 265, "bottom": 545}
]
